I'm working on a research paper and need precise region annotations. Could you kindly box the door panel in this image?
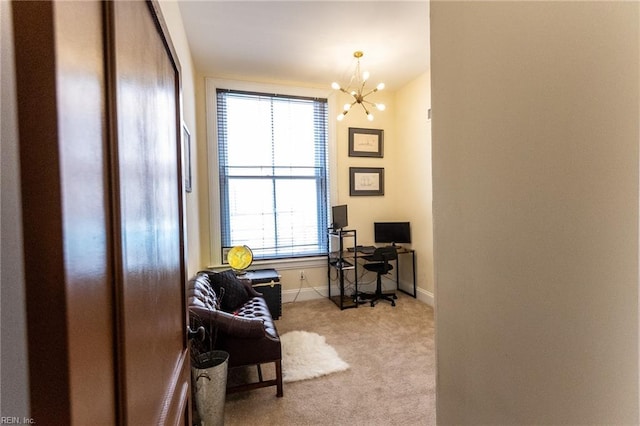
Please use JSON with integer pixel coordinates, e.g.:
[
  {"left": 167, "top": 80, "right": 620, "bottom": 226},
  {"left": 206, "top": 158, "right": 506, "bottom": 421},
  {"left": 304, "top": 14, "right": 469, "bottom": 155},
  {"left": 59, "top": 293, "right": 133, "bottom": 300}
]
[
  {"left": 13, "top": 0, "right": 189, "bottom": 423},
  {"left": 112, "top": 1, "right": 189, "bottom": 424},
  {"left": 55, "top": 1, "right": 116, "bottom": 423},
  {"left": 13, "top": 1, "right": 116, "bottom": 423}
]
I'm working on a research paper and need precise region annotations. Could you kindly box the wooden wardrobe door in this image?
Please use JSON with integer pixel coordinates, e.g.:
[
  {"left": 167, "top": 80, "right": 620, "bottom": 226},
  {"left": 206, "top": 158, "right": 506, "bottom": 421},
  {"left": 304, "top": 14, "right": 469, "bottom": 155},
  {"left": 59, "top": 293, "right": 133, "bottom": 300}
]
[
  {"left": 13, "top": 0, "right": 189, "bottom": 423},
  {"left": 13, "top": 1, "right": 116, "bottom": 423},
  {"left": 110, "top": 1, "right": 189, "bottom": 424}
]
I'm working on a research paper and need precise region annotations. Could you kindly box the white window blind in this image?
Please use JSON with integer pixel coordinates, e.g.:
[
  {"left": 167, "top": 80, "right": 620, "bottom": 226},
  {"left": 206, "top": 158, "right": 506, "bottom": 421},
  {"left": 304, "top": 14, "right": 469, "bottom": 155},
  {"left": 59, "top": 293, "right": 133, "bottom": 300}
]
[{"left": 216, "top": 89, "right": 329, "bottom": 259}]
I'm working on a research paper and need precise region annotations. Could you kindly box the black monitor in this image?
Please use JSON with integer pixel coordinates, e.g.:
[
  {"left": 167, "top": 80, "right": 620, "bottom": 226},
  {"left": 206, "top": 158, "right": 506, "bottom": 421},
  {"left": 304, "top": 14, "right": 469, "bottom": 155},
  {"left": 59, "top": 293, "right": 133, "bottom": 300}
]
[
  {"left": 374, "top": 222, "right": 411, "bottom": 246},
  {"left": 331, "top": 204, "right": 348, "bottom": 231}
]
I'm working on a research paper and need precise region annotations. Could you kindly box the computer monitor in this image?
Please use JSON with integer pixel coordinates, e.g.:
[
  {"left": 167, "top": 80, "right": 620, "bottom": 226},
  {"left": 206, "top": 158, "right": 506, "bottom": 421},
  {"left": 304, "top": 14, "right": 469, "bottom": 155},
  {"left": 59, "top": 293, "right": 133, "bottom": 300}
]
[
  {"left": 331, "top": 204, "right": 348, "bottom": 231},
  {"left": 374, "top": 222, "right": 411, "bottom": 246}
]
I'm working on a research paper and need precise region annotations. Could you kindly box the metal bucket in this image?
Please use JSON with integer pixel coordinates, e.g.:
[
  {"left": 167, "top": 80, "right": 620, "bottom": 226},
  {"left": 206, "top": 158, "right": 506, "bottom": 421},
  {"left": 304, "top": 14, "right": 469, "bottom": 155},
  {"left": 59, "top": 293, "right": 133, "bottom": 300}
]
[{"left": 192, "top": 350, "right": 229, "bottom": 426}]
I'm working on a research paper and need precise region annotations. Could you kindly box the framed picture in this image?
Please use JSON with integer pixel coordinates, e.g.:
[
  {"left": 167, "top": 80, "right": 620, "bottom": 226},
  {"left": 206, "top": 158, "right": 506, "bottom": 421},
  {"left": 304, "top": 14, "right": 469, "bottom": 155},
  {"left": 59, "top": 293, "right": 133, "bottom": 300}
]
[
  {"left": 349, "top": 167, "right": 385, "bottom": 196},
  {"left": 221, "top": 247, "right": 232, "bottom": 264},
  {"left": 183, "top": 123, "right": 192, "bottom": 193},
  {"left": 348, "top": 127, "right": 384, "bottom": 158}
]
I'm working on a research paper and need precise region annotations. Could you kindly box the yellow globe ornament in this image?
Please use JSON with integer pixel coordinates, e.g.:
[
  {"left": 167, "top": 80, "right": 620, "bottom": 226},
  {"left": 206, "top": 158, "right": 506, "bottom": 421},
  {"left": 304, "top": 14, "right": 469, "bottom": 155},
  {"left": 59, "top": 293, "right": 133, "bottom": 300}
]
[{"left": 227, "top": 245, "right": 253, "bottom": 274}]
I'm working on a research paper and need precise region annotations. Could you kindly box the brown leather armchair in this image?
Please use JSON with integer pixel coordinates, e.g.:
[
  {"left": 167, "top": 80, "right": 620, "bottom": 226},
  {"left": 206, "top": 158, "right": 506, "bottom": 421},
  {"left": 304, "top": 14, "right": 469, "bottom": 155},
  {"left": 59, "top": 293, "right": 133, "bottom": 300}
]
[{"left": 187, "top": 271, "right": 283, "bottom": 397}]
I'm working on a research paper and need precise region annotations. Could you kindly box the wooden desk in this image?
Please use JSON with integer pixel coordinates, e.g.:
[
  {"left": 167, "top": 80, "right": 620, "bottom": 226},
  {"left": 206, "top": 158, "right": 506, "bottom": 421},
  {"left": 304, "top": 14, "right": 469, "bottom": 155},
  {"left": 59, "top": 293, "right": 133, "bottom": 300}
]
[
  {"left": 395, "top": 248, "right": 416, "bottom": 298},
  {"left": 346, "top": 247, "right": 417, "bottom": 298}
]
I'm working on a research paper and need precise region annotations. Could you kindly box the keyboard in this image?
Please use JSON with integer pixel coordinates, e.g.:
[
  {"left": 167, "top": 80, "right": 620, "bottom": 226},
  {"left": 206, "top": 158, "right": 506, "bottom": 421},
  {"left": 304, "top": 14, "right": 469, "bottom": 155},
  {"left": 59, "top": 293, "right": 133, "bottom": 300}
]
[{"left": 347, "top": 245, "right": 376, "bottom": 254}]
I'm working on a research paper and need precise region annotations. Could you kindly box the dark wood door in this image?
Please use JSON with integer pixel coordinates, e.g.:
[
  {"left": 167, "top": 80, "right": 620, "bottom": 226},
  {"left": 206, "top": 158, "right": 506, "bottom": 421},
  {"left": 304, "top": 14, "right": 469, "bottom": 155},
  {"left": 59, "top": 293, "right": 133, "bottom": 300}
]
[
  {"left": 12, "top": 1, "right": 189, "bottom": 423},
  {"left": 111, "top": 1, "right": 189, "bottom": 423}
]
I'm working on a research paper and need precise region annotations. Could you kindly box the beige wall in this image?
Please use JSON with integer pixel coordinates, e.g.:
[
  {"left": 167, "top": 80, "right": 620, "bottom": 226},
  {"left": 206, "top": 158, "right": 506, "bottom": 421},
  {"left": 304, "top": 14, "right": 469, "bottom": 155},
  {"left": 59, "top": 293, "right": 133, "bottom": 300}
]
[
  {"left": 193, "top": 73, "right": 433, "bottom": 302},
  {"left": 432, "top": 1, "right": 639, "bottom": 423},
  {"left": 163, "top": 4, "right": 432, "bottom": 302},
  {"left": 197, "top": 77, "right": 339, "bottom": 298},
  {"left": 158, "top": 1, "right": 200, "bottom": 277},
  {"left": 395, "top": 72, "right": 433, "bottom": 300},
  {"left": 332, "top": 89, "right": 397, "bottom": 242}
]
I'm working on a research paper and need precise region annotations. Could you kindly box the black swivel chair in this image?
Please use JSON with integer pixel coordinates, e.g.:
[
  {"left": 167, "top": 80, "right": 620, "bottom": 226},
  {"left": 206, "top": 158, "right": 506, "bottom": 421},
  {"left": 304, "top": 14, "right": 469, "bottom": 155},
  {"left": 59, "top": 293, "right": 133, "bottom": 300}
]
[{"left": 363, "top": 246, "right": 398, "bottom": 307}]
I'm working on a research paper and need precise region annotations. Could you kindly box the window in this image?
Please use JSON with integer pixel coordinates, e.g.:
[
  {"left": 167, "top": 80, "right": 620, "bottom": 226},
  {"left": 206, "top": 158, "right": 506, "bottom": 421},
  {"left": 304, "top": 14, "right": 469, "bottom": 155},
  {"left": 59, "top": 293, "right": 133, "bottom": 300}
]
[{"left": 216, "top": 89, "right": 329, "bottom": 260}]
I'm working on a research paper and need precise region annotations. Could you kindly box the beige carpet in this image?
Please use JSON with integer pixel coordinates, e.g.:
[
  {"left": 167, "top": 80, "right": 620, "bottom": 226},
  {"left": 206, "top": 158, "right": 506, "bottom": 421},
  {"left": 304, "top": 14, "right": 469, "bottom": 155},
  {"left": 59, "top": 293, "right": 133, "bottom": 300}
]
[{"left": 223, "top": 292, "right": 436, "bottom": 425}]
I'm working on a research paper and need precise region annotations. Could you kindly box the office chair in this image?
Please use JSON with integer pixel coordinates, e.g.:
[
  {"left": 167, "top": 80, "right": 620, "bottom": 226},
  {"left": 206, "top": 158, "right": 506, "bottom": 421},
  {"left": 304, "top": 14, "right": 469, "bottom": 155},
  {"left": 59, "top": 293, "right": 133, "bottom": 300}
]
[{"left": 363, "top": 246, "right": 398, "bottom": 307}]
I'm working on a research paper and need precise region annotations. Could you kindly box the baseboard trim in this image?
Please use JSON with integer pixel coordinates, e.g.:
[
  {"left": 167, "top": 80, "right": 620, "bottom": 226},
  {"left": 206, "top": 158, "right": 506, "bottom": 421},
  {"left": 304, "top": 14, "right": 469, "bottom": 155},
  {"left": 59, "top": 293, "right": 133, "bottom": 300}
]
[
  {"left": 282, "top": 286, "right": 331, "bottom": 303},
  {"left": 416, "top": 288, "right": 434, "bottom": 307},
  {"left": 283, "top": 286, "right": 434, "bottom": 307}
]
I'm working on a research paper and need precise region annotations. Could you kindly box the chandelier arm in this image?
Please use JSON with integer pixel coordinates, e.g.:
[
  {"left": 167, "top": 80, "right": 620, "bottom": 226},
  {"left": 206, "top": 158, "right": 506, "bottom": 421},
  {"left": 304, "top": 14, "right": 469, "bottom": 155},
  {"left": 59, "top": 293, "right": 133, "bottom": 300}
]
[
  {"left": 360, "top": 103, "right": 370, "bottom": 115},
  {"left": 340, "top": 101, "right": 358, "bottom": 117},
  {"left": 361, "top": 87, "right": 379, "bottom": 98}
]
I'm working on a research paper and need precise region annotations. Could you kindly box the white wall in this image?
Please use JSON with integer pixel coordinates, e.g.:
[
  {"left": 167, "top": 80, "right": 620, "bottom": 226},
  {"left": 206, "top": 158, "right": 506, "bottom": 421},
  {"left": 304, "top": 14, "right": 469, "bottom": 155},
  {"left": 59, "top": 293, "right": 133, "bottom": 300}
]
[
  {"left": 1, "top": 0, "right": 30, "bottom": 418},
  {"left": 431, "top": 2, "right": 639, "bottom": 423}
]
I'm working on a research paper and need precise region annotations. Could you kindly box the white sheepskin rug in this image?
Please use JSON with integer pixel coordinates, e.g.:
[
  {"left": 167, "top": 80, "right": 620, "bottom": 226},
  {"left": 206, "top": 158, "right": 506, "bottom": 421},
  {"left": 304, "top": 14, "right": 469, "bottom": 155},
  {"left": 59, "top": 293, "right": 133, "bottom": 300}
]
[{"left": 280, "top": 331, "right": 350, "bottom": 383}]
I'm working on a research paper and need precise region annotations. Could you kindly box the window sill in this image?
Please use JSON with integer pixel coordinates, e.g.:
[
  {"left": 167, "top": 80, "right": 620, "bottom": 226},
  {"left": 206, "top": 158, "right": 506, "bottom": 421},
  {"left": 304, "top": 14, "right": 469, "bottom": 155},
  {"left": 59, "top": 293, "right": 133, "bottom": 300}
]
[{"left": 206, "top": 255, "right": 327, "bottom": 272}]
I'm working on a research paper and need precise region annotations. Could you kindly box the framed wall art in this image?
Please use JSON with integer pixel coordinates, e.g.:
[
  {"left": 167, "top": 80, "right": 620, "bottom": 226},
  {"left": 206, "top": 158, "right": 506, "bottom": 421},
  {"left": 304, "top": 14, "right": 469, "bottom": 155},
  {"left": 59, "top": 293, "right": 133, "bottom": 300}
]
[
  {"left": 349, "top": 167, "right": 385, "bottom": 196},
  {"left": 183, "top": 123, "right": 192, "bottom": 193},
  {"left": 348, "top": 127, "right": 384, "bottom": 158}
]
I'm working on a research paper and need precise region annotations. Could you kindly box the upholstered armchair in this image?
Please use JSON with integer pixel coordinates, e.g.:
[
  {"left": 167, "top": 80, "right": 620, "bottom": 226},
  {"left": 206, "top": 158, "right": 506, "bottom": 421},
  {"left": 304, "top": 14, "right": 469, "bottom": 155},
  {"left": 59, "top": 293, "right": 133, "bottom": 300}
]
[{"left": 187, "top": 271, "right": 283, "bottom": 397}]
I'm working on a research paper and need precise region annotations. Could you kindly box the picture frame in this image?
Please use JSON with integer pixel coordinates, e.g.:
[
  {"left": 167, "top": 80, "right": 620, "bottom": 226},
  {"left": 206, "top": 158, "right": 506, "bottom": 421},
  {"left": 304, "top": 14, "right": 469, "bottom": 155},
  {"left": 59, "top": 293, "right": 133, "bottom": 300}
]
[
  {"left": 183, "top": 123, "right": 192, "bottom": 193},
  {"left": 349, "top": 167, "right": 385, "bottom": 196},
  {"left": 348, "top": 127, "right": 384, "bottom": 158},
  {"left": 221, "top": 247, "right": 232, "bottom": 264}
]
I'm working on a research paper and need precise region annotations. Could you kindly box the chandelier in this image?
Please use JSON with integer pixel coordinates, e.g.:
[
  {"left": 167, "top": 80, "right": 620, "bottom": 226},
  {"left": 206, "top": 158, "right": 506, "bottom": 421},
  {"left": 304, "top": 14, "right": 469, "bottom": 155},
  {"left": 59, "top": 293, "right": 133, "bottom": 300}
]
[{"left": 331, "top": 51, "right": 385, "bottom": 121}]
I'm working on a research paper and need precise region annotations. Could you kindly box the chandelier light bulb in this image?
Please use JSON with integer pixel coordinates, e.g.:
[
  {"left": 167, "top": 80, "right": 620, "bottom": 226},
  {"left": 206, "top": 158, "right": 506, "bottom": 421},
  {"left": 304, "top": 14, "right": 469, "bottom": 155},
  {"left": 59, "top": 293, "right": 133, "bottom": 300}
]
[
  {"left": 343, "top": 104, "right": 352, "bottom": 111},
  {"left": 376, "top": 82, "right": 385, "bottom": 91},
  {"left": 331, "top": 82, "right": 340, "bottom": 90},
  {"left": 362, "top": 71, "right": 370, "bottom": 81},
  {"left": 367, "top": 113, "right": 374, "bottom": 121},
  {"left": 376, "top": 103, "right": 386, "bottom": 111},
  {"left": 337, "top": 113, "right": 345, "bottom": 121}
]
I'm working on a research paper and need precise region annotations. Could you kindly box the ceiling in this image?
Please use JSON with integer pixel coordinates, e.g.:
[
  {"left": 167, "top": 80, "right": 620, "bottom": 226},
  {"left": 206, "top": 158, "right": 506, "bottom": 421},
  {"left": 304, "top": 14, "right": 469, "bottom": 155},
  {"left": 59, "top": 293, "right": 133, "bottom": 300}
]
[{"left": 178, "top": 1, "right": 430, "bottom": 91}]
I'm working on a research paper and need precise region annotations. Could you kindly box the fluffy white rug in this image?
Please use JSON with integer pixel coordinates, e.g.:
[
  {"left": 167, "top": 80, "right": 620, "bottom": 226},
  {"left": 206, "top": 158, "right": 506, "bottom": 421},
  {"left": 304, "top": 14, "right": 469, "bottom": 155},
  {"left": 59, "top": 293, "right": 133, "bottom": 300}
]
[{"left": 281, "top": 331, "right": 349, "bottom": 383}]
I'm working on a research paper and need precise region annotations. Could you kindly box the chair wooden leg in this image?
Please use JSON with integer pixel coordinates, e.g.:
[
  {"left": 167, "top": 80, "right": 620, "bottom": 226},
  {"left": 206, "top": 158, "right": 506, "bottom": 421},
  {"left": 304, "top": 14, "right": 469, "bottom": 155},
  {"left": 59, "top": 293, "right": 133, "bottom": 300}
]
[
  {"left": 275, "top": 359, "right": 283, "bottom": 397},
  {"left": 257, "top": 364, "right": 263, "bottom": 382}
]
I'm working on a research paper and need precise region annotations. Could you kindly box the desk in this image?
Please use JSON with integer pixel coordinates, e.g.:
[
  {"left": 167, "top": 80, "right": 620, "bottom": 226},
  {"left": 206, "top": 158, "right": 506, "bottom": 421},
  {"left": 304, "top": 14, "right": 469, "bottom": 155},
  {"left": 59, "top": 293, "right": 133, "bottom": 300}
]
[
  {"left": 347, "top": 247, "right": 417, "bottom": 298},
  {"left": 395, "top": 248, "right": 416, "bottom": 298},
  {"left": 327, "top": 229, "right": 360, "bottom": 310}
]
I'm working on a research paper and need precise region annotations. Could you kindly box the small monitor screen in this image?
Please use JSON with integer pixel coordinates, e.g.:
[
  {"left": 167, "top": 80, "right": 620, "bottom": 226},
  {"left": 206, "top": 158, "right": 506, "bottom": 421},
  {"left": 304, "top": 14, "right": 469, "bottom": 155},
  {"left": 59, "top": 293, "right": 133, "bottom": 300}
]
[
  {"left": 331, "top": 205, "right": 348, "bottom": 230},
  {"left": 374, "top": 222, "right": 411, "bottom": 245}
]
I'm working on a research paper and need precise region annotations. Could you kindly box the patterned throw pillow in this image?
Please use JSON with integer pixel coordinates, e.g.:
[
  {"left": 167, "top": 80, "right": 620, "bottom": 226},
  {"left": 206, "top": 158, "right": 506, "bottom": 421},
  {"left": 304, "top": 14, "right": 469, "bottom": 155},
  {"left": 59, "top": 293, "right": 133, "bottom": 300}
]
[{"left": 210, "top": 270, "right": 250, "bottom": 312}]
